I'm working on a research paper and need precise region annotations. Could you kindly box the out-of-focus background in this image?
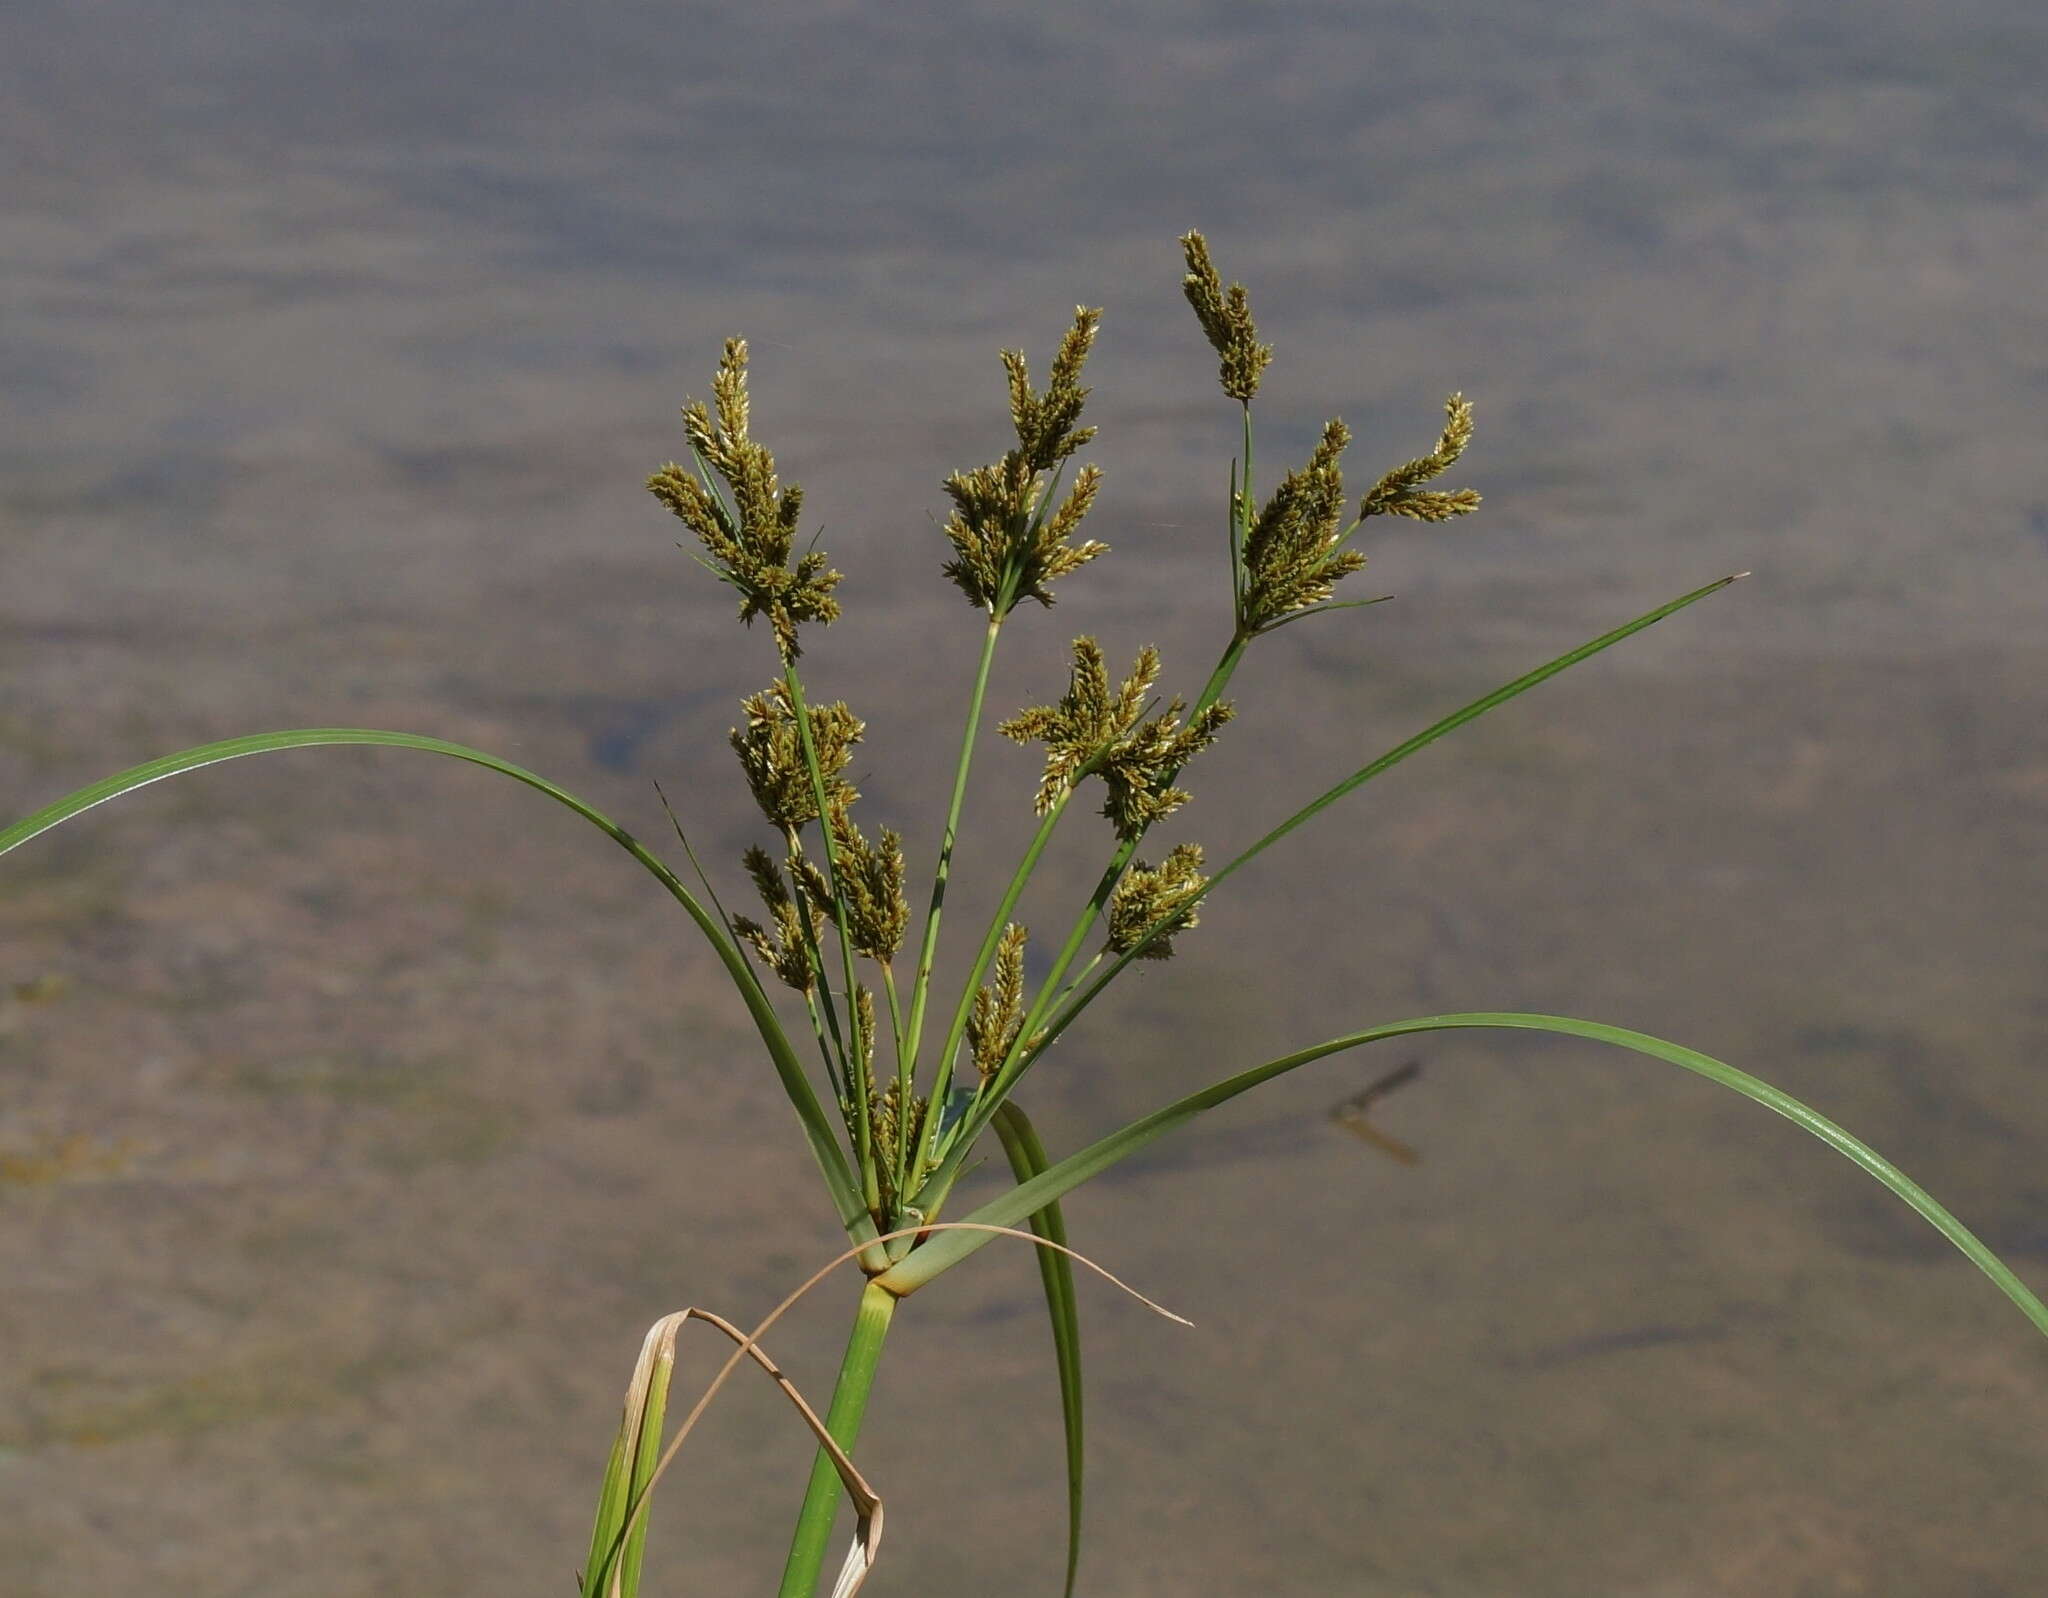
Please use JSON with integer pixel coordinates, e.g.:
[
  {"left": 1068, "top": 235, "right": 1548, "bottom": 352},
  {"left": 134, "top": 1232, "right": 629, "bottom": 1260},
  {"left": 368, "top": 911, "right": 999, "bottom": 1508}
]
[{"left": 4, "top": 3, "right": 2046, "bottom": 1593}]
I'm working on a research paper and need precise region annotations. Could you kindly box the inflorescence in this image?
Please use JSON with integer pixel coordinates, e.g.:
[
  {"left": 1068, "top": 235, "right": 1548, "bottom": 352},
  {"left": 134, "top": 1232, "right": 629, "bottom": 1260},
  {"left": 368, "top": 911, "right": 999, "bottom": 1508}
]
[{"left": 648, "top": 232, "right": 1480, "bottom": 1224}]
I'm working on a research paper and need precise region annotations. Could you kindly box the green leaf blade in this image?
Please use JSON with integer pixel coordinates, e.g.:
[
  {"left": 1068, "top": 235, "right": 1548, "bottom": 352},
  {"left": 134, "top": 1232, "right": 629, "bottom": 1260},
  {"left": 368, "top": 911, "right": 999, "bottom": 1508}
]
[
  {"left": 1206, "top": 574, "right": 1749, "bottom": 891},
  {"left": 993, "top": 1100, "right": 1086, "bottom": 1598},
  {"left": 881, "top": 1011, "right": 2048, "bottom": 1350},
  {"left": 581, "top": 1427, "right": 633, "bottom": 1597},
  {"left": 0, "top": 728, "right": 872, "bottom": 1236}
]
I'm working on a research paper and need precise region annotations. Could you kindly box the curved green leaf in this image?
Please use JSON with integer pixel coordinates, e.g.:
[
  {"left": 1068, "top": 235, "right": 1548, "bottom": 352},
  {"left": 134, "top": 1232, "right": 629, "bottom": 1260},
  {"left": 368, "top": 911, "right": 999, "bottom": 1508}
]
[
  {"left": 1203, "top": 574, "right": 1745, "bottom": 895},
  {"left": 927, "top": 574, "right": 1747, "bottom": 1204},
  {"left": 993, "top": 1100, "right": 1085, "bottom": 1598},
  {"left": 0, "top": 727, "right": 869, "bottom": 1232},
  {"left": 879, "top": 1012, "right": 2048, "bottom": 1350}
]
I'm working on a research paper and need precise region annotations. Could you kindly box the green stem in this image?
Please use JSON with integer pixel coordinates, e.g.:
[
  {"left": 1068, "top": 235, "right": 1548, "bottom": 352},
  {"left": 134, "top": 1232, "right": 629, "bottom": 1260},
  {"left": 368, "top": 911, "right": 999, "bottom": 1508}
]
[
  {"left": 775, "top": 1279, "right": 899, "bottom": 1598},
  {"left": 784, "top": 666, "right": 876, "bottom": 1211},
  {"left": 1235, "top": 398, "right": 1253, "bottom": 623},
  {"left": 915, "top": 788, "right": 1076, "bottom": 1181},
  {"left": 784, "top": 825, "right": 851, "bottom": 1089},
  {"left": 802, "top": 987, "right": 845, "bottom": 1112},
  {"left": 901, "top": 614, "right": 1003, "bottom": 1079},
  {"left": 880, "top": 961, "right": 911, "bottom": 1200},
  {"left": 1039, "top": 949, "right": 1102, "bottom": 1031},
  {"left": 1226, "top": 454, "right": 1243, "bottom": 616}
]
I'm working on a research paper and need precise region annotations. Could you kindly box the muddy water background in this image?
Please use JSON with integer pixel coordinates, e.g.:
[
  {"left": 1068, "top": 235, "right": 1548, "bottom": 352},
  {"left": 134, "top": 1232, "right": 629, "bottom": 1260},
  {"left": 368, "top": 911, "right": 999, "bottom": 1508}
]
[{"left": 5, "top": 3, "right": 2048, "bottom": 1593}]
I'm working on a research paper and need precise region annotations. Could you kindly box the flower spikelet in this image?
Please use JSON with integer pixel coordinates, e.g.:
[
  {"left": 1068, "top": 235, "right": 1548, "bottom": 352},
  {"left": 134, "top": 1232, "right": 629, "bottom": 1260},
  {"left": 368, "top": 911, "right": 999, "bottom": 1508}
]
[
  {"left": 940, "top": 452, "right": 1029, "bottom": 611},
  {"left": 1240, "top": 419, "right": 1363, "bottom": 634},
  {"left": 648, "top": 338, "right": 841, "bottom": 661},
  {"left": 1017, "top": 462, "right": 1108, "bottom": 606},
  {"left": 827, "top": 801, "right": 909, "bottom": 963},
  {"left": 732, "top": 846, "right": 825, "bottom": 992},
  {"left": 868, "top": 1071, "right": 899, "bottom": 1174},
  {"left": 1001, "top": 639, "right": 1232, "bottom": 838},
  {"left": 787, "top": 851, "right": 834, "bottom": 917},
  {"left": 941, "top": 309, "right": 1109, "bottom": 614},
  {"left": 854, "top": 986, "right": 888, "bottom": 1154},
  {"left": 967, "top": 923, "right": 1028, "bottom": 1080},
  {"left": 866, "top": 1065, "right": 924, "bottom": 1207},
  {"left": 1180, "top": 232, "right": 1272, "bottom": 403},
  {"left": 1360, "top": 394, "right": 1481, "bottom": 523},
  {"left": 729, "top": 685, "right": 862, "bottom": 831},
  {"left": 1097, "top": 696, "right": 1235, "bottom": 841},
  {"left": 1004, "top": 307, "right": 1102, "bottom": 471},
  {"left": 854, "top": 983, "right": 877, "bottom": 1080},
  {"left": 1106, "top": 844, "right": 1208, "bottom": 960},
  {"left": 999, "top": 637, "right": 1148, "bottom": 815}
]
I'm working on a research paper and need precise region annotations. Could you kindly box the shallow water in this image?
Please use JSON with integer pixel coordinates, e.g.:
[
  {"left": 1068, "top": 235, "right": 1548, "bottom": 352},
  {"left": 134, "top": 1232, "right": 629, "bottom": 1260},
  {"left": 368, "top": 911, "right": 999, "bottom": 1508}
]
[{"left": 4, "top": 3, "right": 2048, "bottom": 1593}]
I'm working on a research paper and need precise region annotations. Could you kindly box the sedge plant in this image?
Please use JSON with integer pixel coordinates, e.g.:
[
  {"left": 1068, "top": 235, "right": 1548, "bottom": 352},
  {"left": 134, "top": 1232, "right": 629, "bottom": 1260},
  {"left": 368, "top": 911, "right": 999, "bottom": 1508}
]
[{"left": 4, "top": 233, "right": 2044, "bottom": 1596}]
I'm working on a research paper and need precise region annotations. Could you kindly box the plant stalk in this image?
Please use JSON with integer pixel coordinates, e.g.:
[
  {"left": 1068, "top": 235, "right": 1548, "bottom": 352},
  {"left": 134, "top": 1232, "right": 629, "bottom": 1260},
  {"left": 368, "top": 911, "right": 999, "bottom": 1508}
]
[
  {"left": 783, "top": 666, "right": 877, "bottom": 1209},
  {"left": 775, "top": 1279, "right": 898, "bottom": 1598},
  {"left": 914, "top": 787, "right": 1076, "bottom": 1183},
  {"left": 901, "top": 613, "right": 1003, "bottom": 1079}
]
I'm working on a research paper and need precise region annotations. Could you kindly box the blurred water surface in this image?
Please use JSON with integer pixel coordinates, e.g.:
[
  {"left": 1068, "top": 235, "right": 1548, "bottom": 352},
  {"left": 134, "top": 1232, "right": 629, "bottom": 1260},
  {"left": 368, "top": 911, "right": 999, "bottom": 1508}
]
[{"left": 4, "top": 3, "right": 2047, "bottom": 1594}]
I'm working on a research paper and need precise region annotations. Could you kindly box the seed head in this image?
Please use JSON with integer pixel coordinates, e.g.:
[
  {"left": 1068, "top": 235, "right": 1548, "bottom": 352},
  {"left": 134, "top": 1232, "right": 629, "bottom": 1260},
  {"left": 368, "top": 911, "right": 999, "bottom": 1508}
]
[
  {"left": 1360, "top": 394, "right": 1482, "bottom": 523},
  {"left": 1180, "top": 232, "right": 1272, "bottom": 403},
  {"left": 1001, "top": 639, "right": 1233, "bottom": 840},
  {"left": 941, "top": 307, "right": 1109, "bottom": 614},
  {"left": 1239, "top": 418, "right": 1363, "bottom": 634},
  {"left": 827, "top": 801, "right": 909, "bottom": 964},
  {"left": 854, "top": 983, "right": 877, "bottom": 1079},
  {"left": 1106, "top": 843, "right": 1209, "bottom": 960},
  {"left": 649, "top": 338, "right": 841, "bottom": 661},
  {"left": 865, "top": 1065, "right": 924, "bottom": 1208},
  {"left": 729, "top": 684, "right": 862, "bottom": 832},
  {"left": 967, "top": 923, "right": 1029, "bottom": 1080},
  {"left": 732, "top": 846, "right": 827, "bottom": 993},
  {"left": 1005, "top": 307, "right": 1102, "bottom": 472}
]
